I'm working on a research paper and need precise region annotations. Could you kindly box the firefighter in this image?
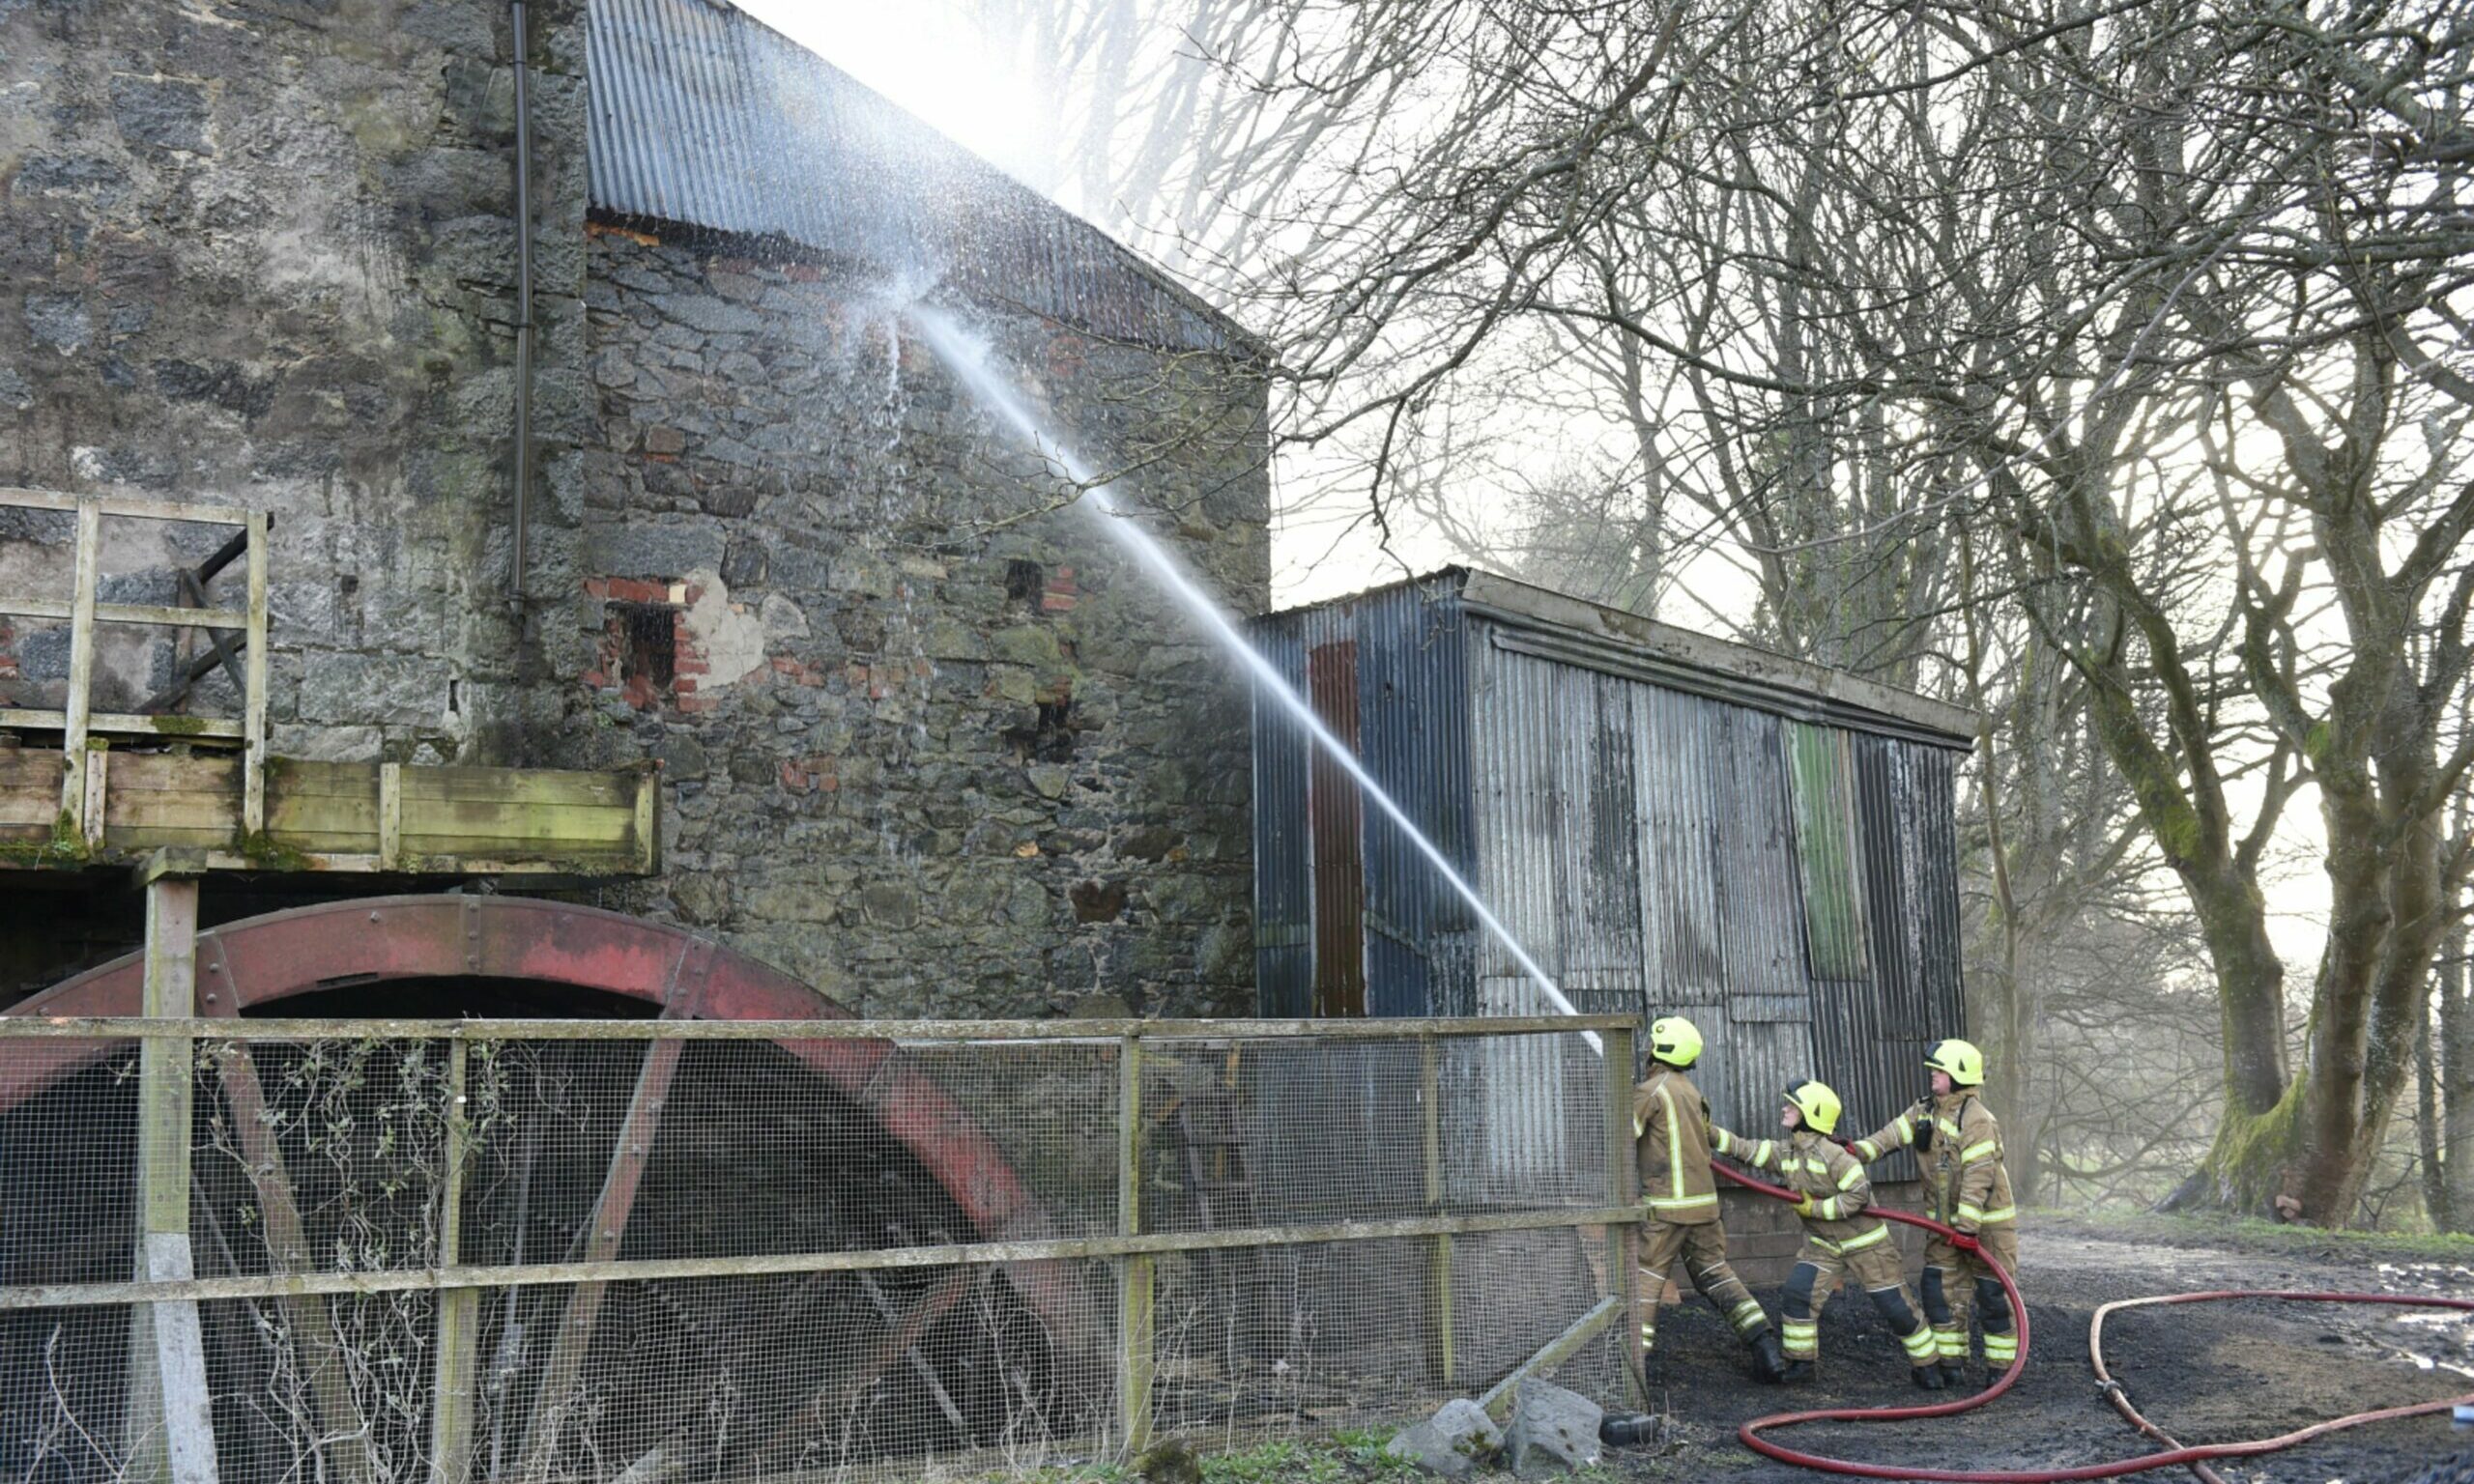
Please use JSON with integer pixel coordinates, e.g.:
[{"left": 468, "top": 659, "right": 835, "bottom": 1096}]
[
  {"left": 1847, "top": 1038, "right": 2018, "bottom": 1386},
  {"left": 1631, "top": 1014, "right": 1787, "bottom": 1384},
  {"left": 1711, "top": 1080, "right": 1944, "bottom": 1389}
]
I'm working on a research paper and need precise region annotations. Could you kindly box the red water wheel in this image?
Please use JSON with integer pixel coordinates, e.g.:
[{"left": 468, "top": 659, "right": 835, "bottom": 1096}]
[{"left": 0, "top": 897, "right": 1105, "bottom": 1484}]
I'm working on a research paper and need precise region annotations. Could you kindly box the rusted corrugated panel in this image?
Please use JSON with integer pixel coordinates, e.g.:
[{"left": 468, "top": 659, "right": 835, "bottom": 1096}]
[
  {"left": 1804, "top": 733, "right": 1971, "bottom": 1181},
  {"left": 1786, "top": 721, "right": 1871, "bottom": 982},
  {"left": 1631, "top": 684, "right": 1726, "bottom": 1012},
  {"left": 1307, "top": 640, "right": 1366, "bottom": 1017},
  {"left": 1353, "top": 579, "right": 1472, "bottom": 1018},
  {"left": 1553, "top": 672, "right": 1647, "bottom": 1015},
  {"left": 1701, "top": 703, "right": 1815, "bottom": 1132},
  {"left": 587, "top": 0, "right": 1240, "bottom": 355},
  {"left": 1250, "top": 614, "right": 1312, "bottom": 1017},
  {"left": 1465, "top": 641, "right": 1579, "bottom": 1189}
]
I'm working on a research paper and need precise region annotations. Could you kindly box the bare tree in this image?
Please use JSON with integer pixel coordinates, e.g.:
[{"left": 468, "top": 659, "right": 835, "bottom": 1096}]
[{"left": 1127, "top": 0, "right": 2474, "bottom": 1221}]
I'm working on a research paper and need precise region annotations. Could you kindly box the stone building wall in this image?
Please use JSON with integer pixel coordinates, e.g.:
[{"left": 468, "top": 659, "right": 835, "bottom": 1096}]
[
  {"left": 532, "top": 227, "right": 1269, "bottom": 1017},
  {"left": 0, "top": 3, "right": 1273, "bottom": 1015},
  {"left": 0, "top": 0, "right": 589, "bottom": 766}
]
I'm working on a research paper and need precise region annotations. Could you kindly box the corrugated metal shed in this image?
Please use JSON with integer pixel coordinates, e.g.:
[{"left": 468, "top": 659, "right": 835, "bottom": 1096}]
[
  {"left": 586, "top": 0, "right": 1247, "bottom": 355},
  {"left": 1250, "top": 569, "right": 1977, "bottom": 1182}
]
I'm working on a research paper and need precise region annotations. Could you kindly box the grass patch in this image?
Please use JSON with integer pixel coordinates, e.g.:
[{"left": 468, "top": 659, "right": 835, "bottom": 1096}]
[
  {"left": 2031, "top": 1209, "right": 2474, "bottom": 1265},
  {"left": 948, "top": 1427, "right": 1618, "bottom": 1484}
]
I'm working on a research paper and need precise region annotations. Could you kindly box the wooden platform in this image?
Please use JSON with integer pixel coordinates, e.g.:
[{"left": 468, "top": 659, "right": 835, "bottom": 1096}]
[{"left": 0, "top": 748, "right": 658, "bottom": 876}]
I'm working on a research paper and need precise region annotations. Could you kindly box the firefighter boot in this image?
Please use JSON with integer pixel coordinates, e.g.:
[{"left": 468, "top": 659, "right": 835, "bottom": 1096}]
[
  {"left": 1751, "top": 1329, "right": 1788, "bottom": 1384},
  {"left": 1910, "top": 1364, "right": 1945, "bottom": 1391},
  {"left": 1779, "top": 1358, "right": 1817, "bottom": 1384}
]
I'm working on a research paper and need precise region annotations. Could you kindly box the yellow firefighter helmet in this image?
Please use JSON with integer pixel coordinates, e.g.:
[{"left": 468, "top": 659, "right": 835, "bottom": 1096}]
[
  {"left": 1649, "top": 1015, "right": 1704, "bottom": 1070},
  {"left": 1924, "top": 1038, "right": 1986, "bottom": 1087},
  {"left": 1784, "top": 1079, "right": 1843, "bottom": 1134}
]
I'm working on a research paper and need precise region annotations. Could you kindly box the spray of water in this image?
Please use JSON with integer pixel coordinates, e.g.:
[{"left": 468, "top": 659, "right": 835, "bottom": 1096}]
[{"left": 906, "top": 302, "right": 1599, "bottom": 1053}]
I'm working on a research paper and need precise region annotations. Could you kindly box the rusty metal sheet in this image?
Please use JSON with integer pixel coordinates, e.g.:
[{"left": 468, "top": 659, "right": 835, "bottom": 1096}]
[{"left": 1307, "top": 639, "right": 1366, "bottom": 1017}]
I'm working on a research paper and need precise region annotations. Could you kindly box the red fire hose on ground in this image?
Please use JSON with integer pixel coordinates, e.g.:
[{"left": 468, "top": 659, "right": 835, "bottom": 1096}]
[{"left": 1709, "top": 1162, "right": 2474, "bottom": 1481}]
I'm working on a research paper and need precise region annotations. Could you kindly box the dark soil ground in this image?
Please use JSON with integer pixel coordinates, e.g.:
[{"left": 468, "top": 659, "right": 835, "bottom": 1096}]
[{"left": 1606, "top": 1213, "right": 2474, "bottom": 1484}]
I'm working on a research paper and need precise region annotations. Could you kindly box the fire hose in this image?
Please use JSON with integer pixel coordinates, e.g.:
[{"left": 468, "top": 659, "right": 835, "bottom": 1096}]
[{"left": 1709, "top": 1162, "right": 2474, "bottom": 1481}]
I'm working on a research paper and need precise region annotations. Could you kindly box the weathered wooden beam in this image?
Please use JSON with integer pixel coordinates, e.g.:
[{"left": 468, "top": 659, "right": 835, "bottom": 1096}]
[
  {"left": 127, "top": 874, "right": 219, "bottom": 1484},
  {"left": 0, "top": 708, "right": 244, "bottom": 740},
  {"left": 94, "top": 602, "right": 251, "bottom": 632},
  {"left": 0, "top": 1205, "right": 1646, "bottom": 1313},
  {"left": 241, "top": 512, "right": 268, "bottom": 838},
  {"left": 0, "top": 596, "right": 248, "bottom": 631},
  {"left": 377, "top": 762, "right": 403, "bottom": 872},
  {"left": 632, "top": 767, "right": 660, "bottom": 875},
  {"left": 1476, "top": 1296, "right": 1625, "bottom": 1423},
  {"left": 428, "top": 1040, "right": 478, "bottom": 1484},
  {"left": 81, "top": 742, "right": 108, "bottom": 852},
  {"left": 1603, "top": 1023, "right": 1645, "bottom": 1409},
  {"left": 4, "top": 1013, "right": 1638, "bottom": 1044},
  {"left": 0, "top": 486, "right": 249, "bottom": 526},
  {"left": 61, "top": 500, "right": 100, "bottom": 821}
]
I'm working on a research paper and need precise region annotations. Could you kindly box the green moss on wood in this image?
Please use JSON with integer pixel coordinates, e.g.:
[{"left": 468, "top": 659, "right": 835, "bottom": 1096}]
[
  {"left": 237, "top": 829, "right": 311, "bottom": 873},
  {"left": 150, "top": 714, "right": 211, "bottom": 736}
]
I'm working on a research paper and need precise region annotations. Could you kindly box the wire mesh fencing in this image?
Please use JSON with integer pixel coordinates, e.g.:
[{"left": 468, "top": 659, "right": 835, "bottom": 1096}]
[{"left": 0, "top": 1014, "right": 1639, "bottom": 1484}]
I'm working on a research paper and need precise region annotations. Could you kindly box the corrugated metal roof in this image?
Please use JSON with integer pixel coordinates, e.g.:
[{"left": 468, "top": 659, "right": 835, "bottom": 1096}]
[{"left": 586, "top": 0, "right": 1248, "bottom": 355}]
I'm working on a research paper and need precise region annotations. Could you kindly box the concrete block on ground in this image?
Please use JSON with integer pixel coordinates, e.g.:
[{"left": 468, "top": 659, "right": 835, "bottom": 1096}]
[
  {"left": 1503, "top": 1378, "right": 1602, "bottom": 1477},
  {"left": 1385, "top": 1398, "right": 1502, "bottom": 1479}
]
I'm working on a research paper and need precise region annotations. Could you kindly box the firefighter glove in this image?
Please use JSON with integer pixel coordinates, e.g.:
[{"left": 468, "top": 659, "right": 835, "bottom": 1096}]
[{"left": 1792, "top": 1194, "right": 1816, "bottom": 1218}]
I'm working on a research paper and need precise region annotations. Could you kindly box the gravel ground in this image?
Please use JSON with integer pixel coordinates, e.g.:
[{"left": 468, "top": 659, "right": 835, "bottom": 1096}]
[{"left": 1596, "top": 1215, "right": 2474, "bottom": 1484}]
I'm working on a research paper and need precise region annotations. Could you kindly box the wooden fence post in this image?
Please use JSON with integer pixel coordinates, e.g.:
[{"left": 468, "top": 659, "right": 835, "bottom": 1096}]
[
  {"left": 128, "top": 870, "right": 218, "bottom": 1484},
  {"left": 1603, "top": 1022, "right": 1643, "bottom": 1409},
  {"left": 1423, "top": 1036, "right": 1453, "bottom": 1384},
  {"left": 1116, "top": 1032, "right": 1153, "bottom": 1454},
  {"left": 428, "top": 1038, "right": 476, "bottom": 1484}
]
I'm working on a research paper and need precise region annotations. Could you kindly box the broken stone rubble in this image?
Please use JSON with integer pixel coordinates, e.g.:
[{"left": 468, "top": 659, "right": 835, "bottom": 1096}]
[
  {"left": 1384, "top": 1397, "right": 1503, "bottom": 1479},
  {"left": 1386, "top": 1378, "right": 1613, "bottom": 1478}
]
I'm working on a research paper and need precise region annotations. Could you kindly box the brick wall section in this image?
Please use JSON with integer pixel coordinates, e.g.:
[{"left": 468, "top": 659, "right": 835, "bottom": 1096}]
[
  {"left": 0, "top": 0, "right": 589, "bottom": 765},
  {"left": 529, "top": 228, "right": 1272, "bottom": 1017}
]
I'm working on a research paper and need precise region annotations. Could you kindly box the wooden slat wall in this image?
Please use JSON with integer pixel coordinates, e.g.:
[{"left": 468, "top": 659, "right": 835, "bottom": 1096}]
[
  {"left": 0, "top": 755, "right": 653, "bottom": 872},
  {"left": 0, "top": 751, "right": 67, "bottom": 839},
  {"left": 102, "top": 754, "right": 242, "bottom": 850}
]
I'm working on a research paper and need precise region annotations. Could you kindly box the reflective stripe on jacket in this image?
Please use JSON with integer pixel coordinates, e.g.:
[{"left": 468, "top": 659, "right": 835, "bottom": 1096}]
[
  {"left": 1712, "top": 1124, "right": 1889, "bottom": 1252},
  {"left": 1851, "top": 1093, "right": 2016, "bottom": 1234},
  {"left": 1632, "top": 1067, "right": 1719, "bottom": 1223}
]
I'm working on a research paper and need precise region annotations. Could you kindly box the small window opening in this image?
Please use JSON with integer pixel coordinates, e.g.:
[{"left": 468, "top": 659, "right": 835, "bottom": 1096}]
[
  {"left": 1004, "top": 558, "right": 1044, "bottom": 604},
  {"left": 612, "top": 602, "right": 677, "bottom": 708}
]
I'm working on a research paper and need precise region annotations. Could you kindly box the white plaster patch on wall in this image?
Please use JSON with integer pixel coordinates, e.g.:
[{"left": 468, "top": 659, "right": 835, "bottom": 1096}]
[{"left": 682, "top": 568, "right": 776, "bottom": 687}]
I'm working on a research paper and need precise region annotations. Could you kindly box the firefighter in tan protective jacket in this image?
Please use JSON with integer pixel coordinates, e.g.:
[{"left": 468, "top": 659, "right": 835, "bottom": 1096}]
[
  {"left": 1630, "top": 1015, "right": 1787, "bottom": 1384},
  {"left": 1847, "top": 1038, "right": 2018, "bottom": 1385},
  {"left": 1711, "top": 1080, "right": 1944, "bottom": 1389}
]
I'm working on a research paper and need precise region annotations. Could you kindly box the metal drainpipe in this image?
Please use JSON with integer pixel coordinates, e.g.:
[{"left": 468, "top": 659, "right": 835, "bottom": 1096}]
[{"left": 507, "top": 0, "right": 535, "bottom": 614}]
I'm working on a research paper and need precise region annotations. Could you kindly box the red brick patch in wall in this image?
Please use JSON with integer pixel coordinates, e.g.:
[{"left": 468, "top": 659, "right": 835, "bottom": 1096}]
[
  {"left": 778, "top": 755, "right": 838, "bottom": 793},
  {"left": 1042, "top": 565, "right": 1078, "bottom": 614},
  {"left": 587, "top": 578, "right": 710, "bottom": 713},
  {"left": 769, "top": 654, "right": 831, "bottom": 687}
]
